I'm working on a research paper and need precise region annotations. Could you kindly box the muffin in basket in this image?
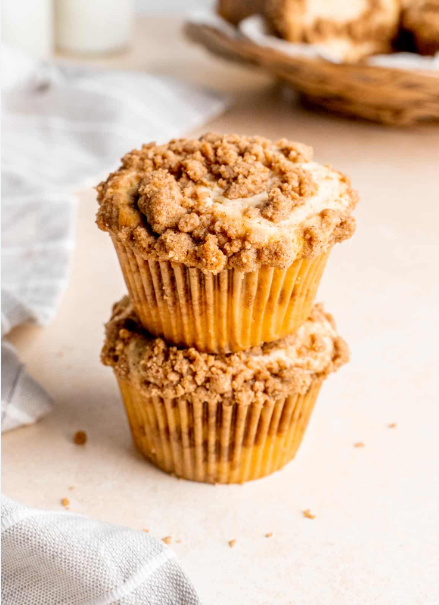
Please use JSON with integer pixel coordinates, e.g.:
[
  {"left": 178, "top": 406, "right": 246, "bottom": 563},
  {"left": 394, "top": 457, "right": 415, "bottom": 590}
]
[
  {"left": 101, "top": 296, "right": 349, "bottom": 484},
  {"left": 96, "top": 134, "right": 358, "bottom": 353},
  {"left": 266, "top": 0, "right": 401, "bottom": 61},
  {"left": 402, "top": 0, "right": 439, "bottom": 55},
  {"left": 218, "top": 0, "right": 267, "bottom": 24}
]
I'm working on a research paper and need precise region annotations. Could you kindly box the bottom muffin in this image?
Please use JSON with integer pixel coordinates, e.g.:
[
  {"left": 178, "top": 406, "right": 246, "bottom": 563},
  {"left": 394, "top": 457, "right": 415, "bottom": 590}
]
[{"left": 102, "top": 296, "right": 349, "bottom": 484}]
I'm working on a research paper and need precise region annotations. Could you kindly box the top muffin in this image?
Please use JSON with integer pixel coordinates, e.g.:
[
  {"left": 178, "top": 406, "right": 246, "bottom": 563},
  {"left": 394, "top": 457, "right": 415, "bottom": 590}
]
[{"left": 97, "top": 133, "right": 358, "bottom": 274}]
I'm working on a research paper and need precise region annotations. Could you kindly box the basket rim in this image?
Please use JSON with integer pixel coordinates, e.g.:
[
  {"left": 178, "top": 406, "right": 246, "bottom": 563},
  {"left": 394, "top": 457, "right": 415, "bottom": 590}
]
[{"left": 185, "top": 19, "right": 439, "bottom": 82}]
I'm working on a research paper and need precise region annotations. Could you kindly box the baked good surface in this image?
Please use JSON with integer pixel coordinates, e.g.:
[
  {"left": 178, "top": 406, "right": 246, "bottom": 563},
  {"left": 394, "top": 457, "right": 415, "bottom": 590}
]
[
  {"left": 97, "top": 133, "right": 358, "bottom": 274},
  {"left": 101, "top": 296, "right": 349, "bottom": 405},
  {"left": 402, "top": 0, "right": 439, "bottom": 55},
  {"left": 266, "top": 0, "right": 400, "bottom": 61}
]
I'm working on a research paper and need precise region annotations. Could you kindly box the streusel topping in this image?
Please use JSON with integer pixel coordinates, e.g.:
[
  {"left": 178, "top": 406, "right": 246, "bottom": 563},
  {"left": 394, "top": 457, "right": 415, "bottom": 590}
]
[
  {"left": 97, "top": 134, "right": 358, "bottom": 274},
  {"left": 101, "top": 296, "right": 349, "bottom": 405}
]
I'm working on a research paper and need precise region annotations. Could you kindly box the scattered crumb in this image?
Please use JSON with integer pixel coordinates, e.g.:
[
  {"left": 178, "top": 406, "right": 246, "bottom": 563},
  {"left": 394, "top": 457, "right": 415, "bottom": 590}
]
[
  {"left": 142, "top": 529, "right": 149, "bottom": 533},
  {"left": 303, "top": 509, "right": 316, "bottom": 520},
  {"left": 354, "top": 442, "right": 365, "bottom": 448},
  {"left": 388, "top": 423, "right": 397, "bottom": 428},
  {"left": 74, "top": 431, "right": 87, "bottom": 445},
  {"left": 68, "top": 486, "right": 74, "bottom": 491},
  {"left": 176, "top": 539, "right": 182, "bottom": 544},
  {"left": 61, "top": 498, "right": 70, "bottom": 509},
  {"left": 57, "top": 351, "right": 64, "bottom": 358},
  {"left": 265, "top": 533, "right": 273, "bottom": 538},
  {"left": 228, "top": 539, "right": 237, "bottom": 548},
  {"left": 162, "top": 536, "right": 172, "bottom": 545}
]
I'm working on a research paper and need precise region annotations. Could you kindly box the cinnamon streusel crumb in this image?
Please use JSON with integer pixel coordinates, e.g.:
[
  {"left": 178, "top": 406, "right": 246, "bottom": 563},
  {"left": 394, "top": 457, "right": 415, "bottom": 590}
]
[
  {"left": 73, "top": 430, "right": 87, "bottom": 445},
  {"left": 96, "top": 134, "right": 358, "bottom": 274},
  {"left": 303, "top": 509, "right": 316, "bottom": 519}
]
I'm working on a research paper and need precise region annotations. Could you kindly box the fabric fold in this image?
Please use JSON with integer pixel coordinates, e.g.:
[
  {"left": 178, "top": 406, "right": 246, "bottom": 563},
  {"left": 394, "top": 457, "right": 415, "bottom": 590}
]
[{"left": 1, "top": 496, "right": 201, "bottom": 605}]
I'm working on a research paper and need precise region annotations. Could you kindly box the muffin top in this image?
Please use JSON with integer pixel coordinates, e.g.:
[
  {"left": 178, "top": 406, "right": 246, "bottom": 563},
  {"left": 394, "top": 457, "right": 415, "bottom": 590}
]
[
  {"left": 102, "top": 296, "right": 349, "bottom": 405},
  {"left": 97, "top": 134, "right": 358, "bottom": 274}
]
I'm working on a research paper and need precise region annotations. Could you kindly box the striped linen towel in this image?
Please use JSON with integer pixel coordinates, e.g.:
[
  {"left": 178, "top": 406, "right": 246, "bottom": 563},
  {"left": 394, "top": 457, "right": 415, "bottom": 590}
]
[
  {"left": 1, "top": 495, "right": 201, "bottom": 605},
  {"left": 1, "top": 43, "right": 229, "bottom": 433}
]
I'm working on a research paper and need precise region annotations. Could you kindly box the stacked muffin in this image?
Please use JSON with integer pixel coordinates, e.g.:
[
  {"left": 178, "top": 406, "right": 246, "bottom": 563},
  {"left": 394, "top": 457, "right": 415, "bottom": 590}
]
[{"left": 97, "top": 134, "right": 358, "bottom": 483}]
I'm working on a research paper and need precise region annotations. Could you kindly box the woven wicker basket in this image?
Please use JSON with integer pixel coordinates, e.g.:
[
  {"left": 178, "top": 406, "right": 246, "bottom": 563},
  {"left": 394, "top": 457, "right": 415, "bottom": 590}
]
[{"left": 185, "top": 17, "right": 439, "bottom": 126}]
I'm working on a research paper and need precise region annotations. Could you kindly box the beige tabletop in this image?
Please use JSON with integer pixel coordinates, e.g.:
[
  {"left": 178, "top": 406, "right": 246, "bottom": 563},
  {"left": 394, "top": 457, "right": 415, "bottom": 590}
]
[{"left": 3, "top": 16, "right": 439, "bottom": 605}]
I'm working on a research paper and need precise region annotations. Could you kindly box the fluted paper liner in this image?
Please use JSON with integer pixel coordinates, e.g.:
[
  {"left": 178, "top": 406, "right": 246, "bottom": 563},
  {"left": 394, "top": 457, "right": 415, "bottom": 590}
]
[
  {"left": 112, "top": 236, "right": 329, "bottom": 353},
  {"left": 118, "top": 377, "right": 323, "bottom": 484}
]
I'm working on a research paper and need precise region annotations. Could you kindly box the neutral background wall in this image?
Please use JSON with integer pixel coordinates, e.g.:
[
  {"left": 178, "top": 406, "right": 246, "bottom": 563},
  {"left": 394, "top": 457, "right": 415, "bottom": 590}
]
[{"left": 136, "top": 0, "right": 214, "bottom": 13}]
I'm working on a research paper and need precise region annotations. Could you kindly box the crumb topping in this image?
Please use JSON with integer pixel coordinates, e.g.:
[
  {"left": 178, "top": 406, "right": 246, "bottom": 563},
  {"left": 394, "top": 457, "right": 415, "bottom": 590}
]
[
  {"left": 101, "top": 296, "right": 349, "bottom": 405},
  {"left": 303, "top": 509, "right": 316, "bottom": 519},
  {"left": 96, "top": 134, "right": 358, "bottom": 274}
]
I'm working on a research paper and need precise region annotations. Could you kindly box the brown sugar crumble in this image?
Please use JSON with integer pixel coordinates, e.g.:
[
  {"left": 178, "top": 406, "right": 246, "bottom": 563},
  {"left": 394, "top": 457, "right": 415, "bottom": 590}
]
[
  {"left": 142, "top": 529, "right": 149, "bottom": 533},
  {"left": 228, "top": 539, "right": 237, "bottom": 548},
  {"left": 73, "top": 431, "right": 87, "bottom": 445},
  {"left": 68, "top": 486, "right": 74, "bottom": 491},
  {"left": 388, "top": 423, "right": 397, "bottom": 428},
  {"left": 101, "top": 297, "right": 349, "bottom": 405},
  {"left": 265, "top": 533, "right": 273, "bottom": 538},
  {"left": 96, "top": 134, "right": 358, "bottom": 274},
  {"left": 303, "top": 509, "right": 316, "bottom": 520},
  {"left": 162, "top": 536, "right": 172, "bottom": 545},
  {"left": 354, "top": 442, "right": 365, "bottom": 448},
  {"left": 61, "top": 498, "right": 70, "bottom": 509}
]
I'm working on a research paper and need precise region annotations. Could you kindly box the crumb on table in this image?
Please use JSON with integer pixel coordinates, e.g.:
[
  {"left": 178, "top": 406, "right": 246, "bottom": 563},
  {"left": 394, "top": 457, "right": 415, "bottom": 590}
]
[
  {"left": 142, "top": 529, "right": 149, "bottom": 533},
  {"left": 162, "top": 536, "right": 172, "bottom": 544},
  {"left": 61, "top": 498, "right": 70, "bottom": 508},
  {"left": 265, "top": 532, "right": 273, "bottom": 538},
  {"left": 303, "top": 509, "right": 316, "bottom": 519},
  {"left": 388, "top": 423, "right": 397, "bottom": 428},
  {"left": 68, "top": 486, "right": 74, "bottom": 490},
  {"left": 354, "top": 442, "right": 365, "bottom": 448},
  {"left": 73, "top": 431, "right": 87, "bottom": 445},
  {"left": 228, "top": 539, "right": 237, "bottom": 548}
]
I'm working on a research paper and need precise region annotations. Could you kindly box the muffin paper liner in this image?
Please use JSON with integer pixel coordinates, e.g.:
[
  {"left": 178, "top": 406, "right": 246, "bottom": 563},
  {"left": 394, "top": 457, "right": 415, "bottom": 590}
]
[
  {"left": 112, "top": 236, "right": 329, "bottom": 353},
  {"left": 118, "top": 377, "right": 323, "bottom": 484}
]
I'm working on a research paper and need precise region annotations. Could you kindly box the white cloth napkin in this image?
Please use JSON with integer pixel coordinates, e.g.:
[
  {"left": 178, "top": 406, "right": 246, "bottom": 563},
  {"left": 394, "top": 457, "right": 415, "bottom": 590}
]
[
  {"left": 1, "top": 44, "right": 229, "bottom": 433},
  {"left": 1, "top": 495, "right": 201, "bottom": 605}
]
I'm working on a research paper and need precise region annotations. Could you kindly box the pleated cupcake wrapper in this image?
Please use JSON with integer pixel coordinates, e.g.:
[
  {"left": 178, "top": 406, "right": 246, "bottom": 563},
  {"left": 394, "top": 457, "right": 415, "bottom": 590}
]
[
  {"left": 112, "top": 236, "right": 330, "bottom": 353},
  {"left": 118, "top": 377, "right": 323, "bottom": 484}
]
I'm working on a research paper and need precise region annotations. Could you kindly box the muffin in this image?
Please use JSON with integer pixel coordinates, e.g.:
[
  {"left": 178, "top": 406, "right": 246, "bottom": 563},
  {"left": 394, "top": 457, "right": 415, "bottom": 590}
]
[
  {"left": 266, "top": 0, "right": 401, "bottom": 62},
  {"left": 101, "top": 296, "right": 349, "bottom": 484},
  {"left": 218, "top": 0, "right": 267, "bottom": 25},
  {"left": 97, "top": 134, "right": 357, "bottom": 354},
  {"left": 402, "top": 0, "right": 439, "bottom": 55}
]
